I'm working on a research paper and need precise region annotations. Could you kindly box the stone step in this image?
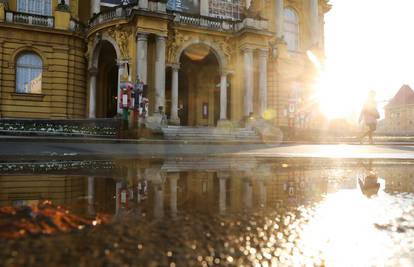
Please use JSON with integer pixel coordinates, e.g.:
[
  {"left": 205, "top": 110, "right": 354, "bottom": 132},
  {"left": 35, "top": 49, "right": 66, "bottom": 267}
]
[{"left": 162, "top": 127, "right": 261, "bottom": 141}]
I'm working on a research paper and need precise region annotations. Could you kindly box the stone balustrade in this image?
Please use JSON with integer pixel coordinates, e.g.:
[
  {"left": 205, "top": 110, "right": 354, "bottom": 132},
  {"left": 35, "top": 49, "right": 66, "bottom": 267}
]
[
  {"left": 89, "top": 6, "right": 133, "bottom": 29},
  {"left": 5, "top": 11, "right": 54, "bottom": 28},
  {"left": 173, "top": 12, "right": 237, "bottom": 32}
]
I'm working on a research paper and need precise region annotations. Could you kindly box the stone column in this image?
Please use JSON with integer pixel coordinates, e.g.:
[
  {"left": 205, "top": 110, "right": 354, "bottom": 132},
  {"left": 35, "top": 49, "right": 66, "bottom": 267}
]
[
  {"left": 258, "top": 50, "right": 268, "bottom": 117},
  {"left": 88, "top": 68, "right": 97, "bottom": 118},
  {"left": 170, "top": 64, "right": 180, "bottom": 124},
  {"left": 169, "top": 173, "right": 179, "bottom": 217},
  {"left": 310, "top": 0, "right": 320, "bottom": 46},
  {"left": 87, "top": 177, "right": 95, "bottom": 215},
  {"left": 136, "top": 33, "right": 148, "bottom": 84},
  {"left": 243, "top": 178, "right": 253, "bottom": 209},
  {"left": 117, "top": 62, "right": 127, "bottom": 114},
  {"left": 218, "top": 172, "right": 229, "bottom": 214},
  {"left": 243, "top": 48, "right": 254, "bottom": 117},
  {"left": 219, "top": 71, "right": 228, "bottom": 120},
  {"left": 155, "top": 36, "right": 166, "bottom": 112},
  {"left": 115, "top": 181, "right": 122, "bottom": 216},
  {"left": 258, "top": 179, "right": 267, "bottom": 208},
  {"left": 90, "top": 0, "right": 100, "bottom": 17},
  {"left": 153, "top": 182, "right": 164, "bottom": 219},
  {"left": 275, "top": 0, "right": 284, "bottom": 39}
]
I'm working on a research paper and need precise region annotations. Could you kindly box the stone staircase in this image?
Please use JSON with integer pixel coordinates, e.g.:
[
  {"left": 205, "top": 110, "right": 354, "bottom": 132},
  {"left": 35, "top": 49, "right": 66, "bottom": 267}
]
[{"left": 161, "top": 126, "right": 261, "bottom": 142}]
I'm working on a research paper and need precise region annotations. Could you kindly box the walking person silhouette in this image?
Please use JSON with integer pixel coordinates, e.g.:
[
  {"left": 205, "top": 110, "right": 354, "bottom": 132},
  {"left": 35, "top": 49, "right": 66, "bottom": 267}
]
[{"left": 359, "top": 90, "right": 380, "bottom": 144}]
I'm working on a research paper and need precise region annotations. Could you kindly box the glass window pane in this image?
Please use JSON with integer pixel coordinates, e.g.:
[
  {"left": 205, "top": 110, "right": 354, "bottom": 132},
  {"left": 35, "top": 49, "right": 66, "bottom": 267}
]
[
  {"left": 283, "top": 8, "right": 299, "bottom": 51},
  {"left": 16, "top": 53, "right": 43, "bottom": 94}
]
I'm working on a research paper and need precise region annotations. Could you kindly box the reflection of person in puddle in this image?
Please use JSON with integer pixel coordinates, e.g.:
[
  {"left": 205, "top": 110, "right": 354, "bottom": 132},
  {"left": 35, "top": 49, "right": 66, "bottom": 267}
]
[
  {"left": 358, "top": 160, "right": 380, "bottom": 197},
  {"left": 358, "top": 171, "right": 380, "bottom": 198}
]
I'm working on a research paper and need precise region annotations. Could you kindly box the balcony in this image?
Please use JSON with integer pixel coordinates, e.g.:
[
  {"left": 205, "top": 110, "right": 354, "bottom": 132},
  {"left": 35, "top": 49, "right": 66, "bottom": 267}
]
[
  {"left": 89, "top": 6, "right": 133, "bottom": 29},
  {"left": 173, "top": 12, "right": 237, "bottom": 32},
  {"left": 5, "top": 11, "right": 54, "bottom": 28}
]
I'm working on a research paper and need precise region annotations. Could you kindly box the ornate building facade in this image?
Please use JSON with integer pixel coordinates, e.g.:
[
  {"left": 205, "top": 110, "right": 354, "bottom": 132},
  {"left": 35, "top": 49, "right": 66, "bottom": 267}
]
[{"left": 0, "top": 0, "right": 330, "bottom": 128}]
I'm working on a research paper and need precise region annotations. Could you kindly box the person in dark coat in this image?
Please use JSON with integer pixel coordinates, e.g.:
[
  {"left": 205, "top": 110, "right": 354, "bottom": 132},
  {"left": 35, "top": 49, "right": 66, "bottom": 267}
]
[{"left": 359, "top": 90, "right": 380, "bottom": 144}]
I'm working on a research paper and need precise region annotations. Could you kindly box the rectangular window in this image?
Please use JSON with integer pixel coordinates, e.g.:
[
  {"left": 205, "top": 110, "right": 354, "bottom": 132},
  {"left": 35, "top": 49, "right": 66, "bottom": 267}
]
[
  {"left": 18, "top": 0, "right": 52, "bottom": 16},
  {"left": 208, "top": 0, "right": 244, "bottom": 20}
]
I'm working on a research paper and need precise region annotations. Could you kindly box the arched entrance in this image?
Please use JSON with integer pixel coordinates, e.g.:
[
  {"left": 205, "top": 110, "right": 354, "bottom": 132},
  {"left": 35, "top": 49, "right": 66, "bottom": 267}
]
[
  {"left": 170, "top": 43, "right": 224, "bottom": 126},
  {"left": 95, "top": 41, "right": 118, "bottom": 118}
]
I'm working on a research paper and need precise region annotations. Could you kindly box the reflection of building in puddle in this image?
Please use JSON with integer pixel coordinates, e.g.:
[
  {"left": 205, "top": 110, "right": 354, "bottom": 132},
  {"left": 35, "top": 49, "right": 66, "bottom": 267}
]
[
  {"left": 0, "top": 175, "right": 85, "bottom": 207},
  {"left": 4, "top": 160, "right": 414, "bottom": 218},
  {"left": 375, "top": 165, "right": 414, "bottom": 193},
  {"left": 107, "top": 159, "right": 332, "bottom": 216}
]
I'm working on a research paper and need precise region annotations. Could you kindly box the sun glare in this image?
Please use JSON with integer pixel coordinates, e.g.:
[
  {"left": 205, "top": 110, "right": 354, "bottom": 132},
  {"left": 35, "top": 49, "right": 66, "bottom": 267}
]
[{"left": 307, "top": 50, "right": 359, "bottom": 120}]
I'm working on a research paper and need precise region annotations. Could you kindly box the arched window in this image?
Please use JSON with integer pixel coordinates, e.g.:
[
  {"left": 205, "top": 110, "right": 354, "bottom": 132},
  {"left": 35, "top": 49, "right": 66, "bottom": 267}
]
[
  {"left": 283, "top": 8, "right": 299, "bottom": 52},
  {"left": 18, "top": 0, "right": 52, "bottom": 16},
  {"left": 16, "top": 53, "right": 43, "bottom": 94}
]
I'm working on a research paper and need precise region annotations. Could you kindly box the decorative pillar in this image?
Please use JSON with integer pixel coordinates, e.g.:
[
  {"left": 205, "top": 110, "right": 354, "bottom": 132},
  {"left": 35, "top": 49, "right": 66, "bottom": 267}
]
[
  {"left": 155, "top": 36, "right": 166, "bottom": 112},
  {"left": 275, "top": 0, "right": 284, "bottom": 39},
  {"left": 88, "top": 68, "right": 97, "bottom": 118},
  {"left": 170, "top": 64, "right": 180, "bottom": 124},
  {"left": 136, "top": 33, "right": 148, "bottom": 84},
  {"left": 90, "top": 0, "right": 100, "bottom": 17},
  {"left": 169, "top": 173, "right": 179, "bottom": 217},
  {"left": 310, "top": 0, "right": 320, "bottom": 46},
  {"left": 219, "top": 70, "right": 228, "bottom": 120},
  {"left": 258, "top": 50, "right": 268, "bottom": 117},
  {"left": 258, "top": 179, "right": 267, "bottom": 208},
  {"left": 117, "top": 61, "right": 127, "bottom": 114},
  {"left": 243, "top": 48, "right": 254, "bottom": 117},
  {"left": 243, "top": 178, "right": 253, "bottom": 209},
  {"left": 153, "top": 181, "right": 164, "bottom": 219},
  {"left": 218, "top": 172, "right": 229, "bottom": 214},
  {"left": 115, "top": 181, "right": 122, "bottom": 216},
  {"left": 87, "top": 177, "right": 95, "bottom": 215}
]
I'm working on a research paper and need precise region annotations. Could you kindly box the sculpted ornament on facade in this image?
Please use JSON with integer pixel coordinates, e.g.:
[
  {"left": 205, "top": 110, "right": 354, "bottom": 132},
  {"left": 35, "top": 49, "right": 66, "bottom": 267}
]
[
  {"left": 213, "top": 36, "right": 232, "bottom": 64},
  {"left": 107, "top": 27, "right": 132, "bottom": 60},
  {"left": 166, "top": 29, "right": 233, "bottom": 65},
  {"left": 166, "top": 29, "right": 186, "bottom": 64}
]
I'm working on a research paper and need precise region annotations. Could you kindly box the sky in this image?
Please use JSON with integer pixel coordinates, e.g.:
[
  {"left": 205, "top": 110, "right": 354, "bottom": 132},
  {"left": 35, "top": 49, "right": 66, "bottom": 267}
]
[{"left": 319, "top": 0, "right": 414, "bottom": 120}]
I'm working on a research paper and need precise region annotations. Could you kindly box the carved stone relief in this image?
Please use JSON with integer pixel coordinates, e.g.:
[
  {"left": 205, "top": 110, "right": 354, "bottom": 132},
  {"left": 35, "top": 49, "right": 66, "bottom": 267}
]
[
  {"left": 166, "top": 29, "right": 233, "bottom": 66},
  {"left": 107, "top": 26, "right": 132, "bottom": 60}
]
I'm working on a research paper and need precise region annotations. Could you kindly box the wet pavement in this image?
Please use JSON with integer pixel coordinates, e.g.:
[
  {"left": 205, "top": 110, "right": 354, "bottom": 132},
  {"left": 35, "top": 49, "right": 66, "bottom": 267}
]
[
  {"left": 1, "top": 158, "right": 414, "bottom": 266},
  {"left": 4, "top": 142, "right": 414, "bottom": 160}
]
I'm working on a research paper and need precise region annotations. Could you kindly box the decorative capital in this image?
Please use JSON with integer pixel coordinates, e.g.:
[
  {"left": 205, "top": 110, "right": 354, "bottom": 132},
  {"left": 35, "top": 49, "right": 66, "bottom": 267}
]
[
  {"left": 220, "top": 68, "right": 233, "bottom": 76},
  {"left": 258, "top": 49, "right": 269, "bottom": 58},
  {"left": 217, "top": 172, "right": 231, "bottom": 179},
  {"left": 88, "top": 67, "right": 98, "bottom": 76},
  {"left": 171, "top": 63, "right": 180, "bottom": 70},
  {"left": 241, "top": 46, "right": 254, "bottom": 54},
  {"left": 156, "top": 35, "right": 167, "bottom": 41},
  {"left": 136, "top": 32, "right": 148, "bottom": 41}
]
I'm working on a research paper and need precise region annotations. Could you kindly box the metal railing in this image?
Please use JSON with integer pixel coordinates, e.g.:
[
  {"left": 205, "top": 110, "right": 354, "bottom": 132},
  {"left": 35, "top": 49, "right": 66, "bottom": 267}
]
[
  {"left": 5, "top": 11, "right": 54, "bottom": 28},
  {"left": 173, "top": 12, "right": 237, "bottom": 32}
]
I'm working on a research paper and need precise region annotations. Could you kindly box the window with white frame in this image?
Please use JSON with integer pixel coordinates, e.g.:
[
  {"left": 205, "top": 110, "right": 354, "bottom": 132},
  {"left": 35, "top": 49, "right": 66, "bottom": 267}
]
[
  {"left": 18, "top": 0, "right": 52, "bottom": 16},
  {"left": 283, "top": 8, "right": 299, "bottom": 52},
  {"left": 16, "top": 53, "right": 43, "bottom": 94}
]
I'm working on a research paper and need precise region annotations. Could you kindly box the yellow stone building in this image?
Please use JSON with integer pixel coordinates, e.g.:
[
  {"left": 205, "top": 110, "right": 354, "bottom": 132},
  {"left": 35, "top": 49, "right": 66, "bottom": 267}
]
[{"left": 0, "top": 0, "right": 330, "bottom": 129}]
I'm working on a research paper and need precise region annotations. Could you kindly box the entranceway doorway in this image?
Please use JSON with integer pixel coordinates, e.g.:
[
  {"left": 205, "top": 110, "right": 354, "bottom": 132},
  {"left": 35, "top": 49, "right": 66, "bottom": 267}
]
[
  {"left": 176, "top": 44, "right": 221, "bottom": 126},
  {"left": 96, "top": 41, "right": 118, "bottom": 118}
]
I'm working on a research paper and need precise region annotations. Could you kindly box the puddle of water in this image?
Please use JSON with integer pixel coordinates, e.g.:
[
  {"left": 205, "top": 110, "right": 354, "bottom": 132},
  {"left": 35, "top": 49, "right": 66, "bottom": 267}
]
[{"left": 1, "top": 158, "right": 414, "bottom": 266}]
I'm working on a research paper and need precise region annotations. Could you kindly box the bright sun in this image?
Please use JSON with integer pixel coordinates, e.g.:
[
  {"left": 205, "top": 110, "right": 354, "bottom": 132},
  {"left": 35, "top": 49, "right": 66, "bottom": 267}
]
[{"left": 308, "top": 51, "right": 364, "bottom": 121}]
